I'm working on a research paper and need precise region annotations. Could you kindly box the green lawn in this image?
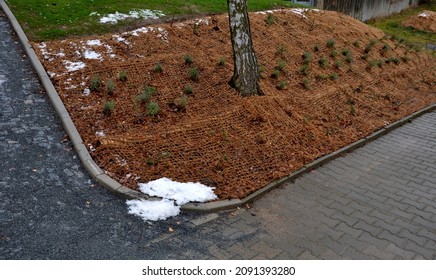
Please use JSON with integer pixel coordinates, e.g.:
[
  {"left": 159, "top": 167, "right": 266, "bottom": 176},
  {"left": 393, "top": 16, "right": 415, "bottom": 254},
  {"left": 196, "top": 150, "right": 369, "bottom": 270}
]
[
  {"left": 5, "top": 0, "right": 307, "bottom": 41},
  {"left": 367, "top": 2, "right": 436, "bottom": 49}
]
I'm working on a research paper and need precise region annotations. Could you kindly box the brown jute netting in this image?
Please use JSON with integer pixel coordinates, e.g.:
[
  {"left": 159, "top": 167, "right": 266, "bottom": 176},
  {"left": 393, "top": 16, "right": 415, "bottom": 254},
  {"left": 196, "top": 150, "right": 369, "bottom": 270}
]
[{"left": 33, "top": 9, "right": 436, "bottom": 199}]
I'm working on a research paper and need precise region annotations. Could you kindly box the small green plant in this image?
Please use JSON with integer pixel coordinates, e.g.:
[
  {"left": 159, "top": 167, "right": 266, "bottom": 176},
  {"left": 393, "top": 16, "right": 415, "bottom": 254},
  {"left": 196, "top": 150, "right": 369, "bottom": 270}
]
[
  {"left": 299, "top": 64, "right": 309, "bottom": 75},
  {"left": 385, "top": 57, "right": 400, "bottom": 64},
  {"left": 271, "top": 69, "right": 281, "bottom": 78},
  {"left": 139, "top": 86, "right": 156, "bottom": 103},
  {"left": 334, "top": 59, "right": 343, "bottom": 68},
  {"left": 154, "top": 62, "right": 163, "bottom": 73},
  {"left": 302, "top": 79, "right": 311, "bottom": 90},
  {"left": 341, "top": 48, "right": 351, "bottom": 56},
  {"left": 175, "top": 94, "right": 187, "bottom": 111},
  {"left": 184, "top": 54, "right": 193, "bottom": 65},
  {"left": 330, "top": 72, "right": 339, "bottom": 81},
  {"left": 353, "top": 40, "right": 360, "bottom": 48},
  {"left": 345, "top": 52, "right": 353, "bottom": 63},
  {"left": 316, "top": 74, "right": 329, "bottom": 80},
  {"left": 118, "top": 70, "right": 127, "bottom": 82},
  {"left": 313, "top": 44, "right": 320, "bottom": 52},
  {"left": 381, "top": 44, "right": 390, "bottom": 54},
  {"left": 276, "top": 80, "right": 287, "bottom": 90},
  {"left": 303, "top": 51, "right": 312, "bottom": 64},
  {"left": 402, "top": 56, "right": 411, "bottom": 63},
  {"left": 218, "top": 56, "right": 226, "bottom": 66},
  {"left": 326, "top": 39, "right": 335, "bottom": 48},
  {"left": 265, "top": 13, "right": 275, "bottom": 26},
  {"left": 105, "top": 79, "right": 115, "bottom": 95},
  {"left": 189, "top": 67, "right": 199, "bottom": 81},
  {"left": 90, "top": 74, "right": 100, "bottom": 91},
  {"left": 184, "top": 85, "right": 193, "bottom": 94},
  {"left": 103, "top": 101, "right": 115, "bottom": 116},
  {"left": 276, "top": 60, "right": 286, "bottom": 71},
  {"left": 364, "top": 39, "right": 377, "bottom": 54},
  {"left": 277, "top": 44, "right": 286, "bottom": 55},
  {"left": 361, "top": 53, "right": 369, "bottom": 60},
  {"left": 147, "top": 102, "right": 160, "bottom": 116},
  {"left": 350, "top": 104, "right": 356, "bottom": 116},
  {"left": 258, "top": 64, "right": 266, "bottom": 79},
  {"left": 318, "top": 56, "right": 328, "bottom": 69},
  {"left": 368, "top": 60, "right": 384, "bottom": 69},
  {"left": 330, "top": 50, "right": 338, "bottom": 58}
]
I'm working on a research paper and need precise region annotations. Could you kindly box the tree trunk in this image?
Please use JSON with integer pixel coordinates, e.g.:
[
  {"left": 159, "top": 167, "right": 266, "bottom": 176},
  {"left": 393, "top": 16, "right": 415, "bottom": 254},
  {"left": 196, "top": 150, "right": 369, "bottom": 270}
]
[{"left": 227, "top": 0, "right": 263, "bottom": 96}]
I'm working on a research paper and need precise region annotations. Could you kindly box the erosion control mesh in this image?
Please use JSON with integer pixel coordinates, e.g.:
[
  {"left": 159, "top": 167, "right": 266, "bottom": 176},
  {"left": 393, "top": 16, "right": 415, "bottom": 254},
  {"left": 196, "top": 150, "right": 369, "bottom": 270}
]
[{"left": 34, "top": 9, "right": 436, "bottom": 199}]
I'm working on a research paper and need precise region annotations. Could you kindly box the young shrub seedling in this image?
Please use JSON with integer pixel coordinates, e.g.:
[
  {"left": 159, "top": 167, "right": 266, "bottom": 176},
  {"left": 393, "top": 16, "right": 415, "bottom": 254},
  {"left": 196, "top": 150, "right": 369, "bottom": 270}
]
[
  {"left": 118, "top": 70, "right": 127, "bottom": 82},
  {"left": 334, "top": 59, "right": 343, "bottom": 68},
  {"left": 139, "top": 86, "right": 156, "bottom": 103},
  {"left": 184, "top": 85, "right": 193, "bottom": 95},
  {"left": 330, "top": 72, "right": 339, "bottom": 81},
  {"left": 302, "top": 79, "right": 311, "bottom": 90},
  {"left": 147, "top": 102, "right": 160, "bottom": 117},
  {"left": 319, "top": 56, "right": 328, "bottom": 69},
  {"left": 218, "top": 57, "right": 226, "bottom": 66},
  {"left": 90, "top": 74, "right": 100, "bottom": 91},
  {"left": 313, "top": 44, "right": 320, "bottom": 52},
  {"left": 105, "top": 79, "right": 115, "bottom": 95},
  {"left": 276, "top": 80, "right": 287, "bottom": 90},
  {"left": 277, "top": 44, "right": 286, "bottom": 56},
  {"left": 265, "top": 13, "right": 275, "bottom": 26},
  {"left": 154, "top": 62, "right": 163, "bottom": 73},
  {"left": 299, "top": 64, "right": 309, "bottom": 75},
  {"left": 276, "top": 60, "right": 286, "bottom": 71},
  {"left": 271, "top": 69, "right": 281, "bottom": 78},
  {"left": 184, "top": 54, "right": 193, "bottom": 65},
  {"left": 303, "top": 51, "right": 312, "bottom": 64},
  {"left": 326, "top": 39, "right": 335, "bottom": 48},
  {"left": 189, "top": 67, "right": 199, "bottom": 81},
  {"left": 103, "top": 101, "right": 115, "bottom": 116}
]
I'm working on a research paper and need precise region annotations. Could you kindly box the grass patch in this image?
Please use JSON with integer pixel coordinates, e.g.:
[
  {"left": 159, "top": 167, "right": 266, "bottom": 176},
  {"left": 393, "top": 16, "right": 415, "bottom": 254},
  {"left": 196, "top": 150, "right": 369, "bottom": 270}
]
[
  {"left": 6, "top": 0, "right": 309, "bottom": 41},
  {"left": 367, "top": 3, "right": 436, "bottom": 49}
]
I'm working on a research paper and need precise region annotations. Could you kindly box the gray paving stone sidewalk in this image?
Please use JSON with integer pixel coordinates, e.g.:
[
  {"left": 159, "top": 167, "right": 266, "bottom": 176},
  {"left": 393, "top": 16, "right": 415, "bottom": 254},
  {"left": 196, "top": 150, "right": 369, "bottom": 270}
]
[{"left": 1, "top": 11, "right": 435, "bottom": 260}]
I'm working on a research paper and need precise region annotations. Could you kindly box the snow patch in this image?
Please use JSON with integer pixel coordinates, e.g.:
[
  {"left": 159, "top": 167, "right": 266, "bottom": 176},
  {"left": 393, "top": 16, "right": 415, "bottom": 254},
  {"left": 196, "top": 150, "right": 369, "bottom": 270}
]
[
  {"left": 99, "top": 9, "right": 165, "bottom": 24},
  {"left": 87, "top": 39, "right": 102, "bottom": 46},
  {"left": 95, "top": 130, "right": 105, "bottom": 137},
  {"left": 83, "top": 49, "right": 102, "bottom": 60},
  {"left": 127, "top": 199, "right": 180, "bottom": 222},
  {"left": 127, "top": 178, "right": 217, "bottom": 221},
  {"left": 83, "top": 88, "right": 91, "bottom": 96},
  {"left": 64, "top": 61, "right": 86, "bottom": 72},
  {"left": 419, "top": 12, "right": 430, "bottom": 18}
]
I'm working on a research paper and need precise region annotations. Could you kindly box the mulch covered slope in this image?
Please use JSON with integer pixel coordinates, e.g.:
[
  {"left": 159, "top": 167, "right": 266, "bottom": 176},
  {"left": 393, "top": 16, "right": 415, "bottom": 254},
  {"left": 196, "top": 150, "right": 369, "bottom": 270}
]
[
  {"left": 403, "top": 10, "right": 436, "bottom": 33},
  {"left": 33, "top": 9, "right": 436, "bottom": 200}
]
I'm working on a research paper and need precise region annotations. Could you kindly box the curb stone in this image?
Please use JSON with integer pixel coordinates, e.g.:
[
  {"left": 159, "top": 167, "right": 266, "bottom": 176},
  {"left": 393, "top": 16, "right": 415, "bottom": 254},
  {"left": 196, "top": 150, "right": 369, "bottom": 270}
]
[{"left": 2, "top": 0, "right": 435, "bottom": 212}]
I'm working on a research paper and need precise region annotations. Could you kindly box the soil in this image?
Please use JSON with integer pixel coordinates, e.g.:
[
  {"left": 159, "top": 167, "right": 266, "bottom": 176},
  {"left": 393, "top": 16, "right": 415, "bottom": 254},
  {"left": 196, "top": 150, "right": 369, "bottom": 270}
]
[
  {"left": 33, "top": 9, "right": 436, "bottom": 200},
  {"left": 402, "top": 10, "right": 436, "bottom": 33}
]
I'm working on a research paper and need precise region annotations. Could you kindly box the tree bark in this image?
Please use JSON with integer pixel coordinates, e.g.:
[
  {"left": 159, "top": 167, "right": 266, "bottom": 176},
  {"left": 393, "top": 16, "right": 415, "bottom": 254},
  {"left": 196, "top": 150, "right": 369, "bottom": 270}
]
[{"left": 227, "top": 0, "right": 263, "bottom": 96}]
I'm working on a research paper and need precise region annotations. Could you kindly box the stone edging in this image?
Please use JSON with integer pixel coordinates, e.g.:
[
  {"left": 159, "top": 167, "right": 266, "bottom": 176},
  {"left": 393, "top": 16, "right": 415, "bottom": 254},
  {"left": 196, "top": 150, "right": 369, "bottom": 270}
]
[{"left": 2, "top": 0, "right": 435, "bottom": 212}]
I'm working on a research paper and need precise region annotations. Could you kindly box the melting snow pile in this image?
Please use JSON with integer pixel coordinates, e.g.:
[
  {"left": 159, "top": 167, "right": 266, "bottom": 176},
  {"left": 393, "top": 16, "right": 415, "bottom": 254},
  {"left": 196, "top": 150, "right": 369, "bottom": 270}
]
[
  {"left": 96, "top": 9, "right": 165, "bottom": 24},
  {"left": 126, "top": 178, "right": 217, "bottom": 221}
]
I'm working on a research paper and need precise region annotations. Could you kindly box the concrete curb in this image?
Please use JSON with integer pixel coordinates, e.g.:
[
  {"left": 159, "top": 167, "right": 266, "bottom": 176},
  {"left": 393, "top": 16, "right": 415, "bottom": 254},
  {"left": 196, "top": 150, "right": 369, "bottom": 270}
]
[{"left": 2, "top": 1, "right": 435, "bottom": 212}]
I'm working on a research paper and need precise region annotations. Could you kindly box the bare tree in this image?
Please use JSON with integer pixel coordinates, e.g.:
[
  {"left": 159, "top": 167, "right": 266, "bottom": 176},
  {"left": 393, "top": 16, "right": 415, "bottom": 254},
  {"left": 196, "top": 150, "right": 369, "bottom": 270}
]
[{"left": 227, "top": 0, "right": 263, "bottom": 96}]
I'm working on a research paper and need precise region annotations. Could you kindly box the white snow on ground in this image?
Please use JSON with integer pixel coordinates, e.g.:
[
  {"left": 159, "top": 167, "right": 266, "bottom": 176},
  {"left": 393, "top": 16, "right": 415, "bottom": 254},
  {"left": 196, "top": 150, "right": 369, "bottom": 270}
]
[
  {"left": 86, "top": 39, "right": 102, "bottom": 46},
  {"left": 127, "top": 199, "right": 180, "bottom": 222},
  {"left": 255, "top": 8, "right": 319, "bottom": 17},
  {"left": 99, "top": 9, "right": 165, "bottom": 24},
  {"left": 83, "top": 88, "right": 91, "bottom": 96},
  {"left": 419, "top": 12, "right": 430, "bottom": 18},
  {"left": 83, "top": 49, "right": 102, "bottom": 60},
  {"left": 127, "top": 178, "right": 217, "bottom": 221},
  {"left": 63, "top": 61, "right": 86, "bottom": 72}
]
